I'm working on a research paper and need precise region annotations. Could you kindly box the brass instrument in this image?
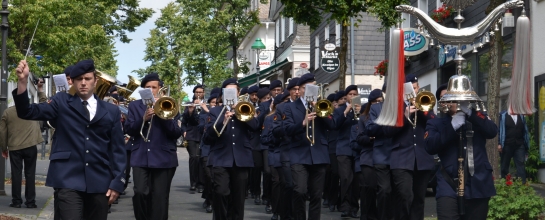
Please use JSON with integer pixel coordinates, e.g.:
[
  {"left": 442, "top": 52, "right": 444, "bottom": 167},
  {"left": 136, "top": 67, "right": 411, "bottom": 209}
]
[
  {"left": 118, "top": 75, "right": 140, "bottom": 102},
  {"left": 414, "top": 90, "right": 436, "bottom": 112},
  {"left": 305, "top": 97, "right": 315, "bottom": 145},
  {"left": 213, "top": 94, "right": 255, "bottom": 137},
  {"left": 68, "top": 70, "right": 117, "bottom": 100},
  {"left": 140, "top": 87, "right": 179, "bottom": 142},
  {"left": 315, "top": 83, "right": 333, "bottom": 117}
]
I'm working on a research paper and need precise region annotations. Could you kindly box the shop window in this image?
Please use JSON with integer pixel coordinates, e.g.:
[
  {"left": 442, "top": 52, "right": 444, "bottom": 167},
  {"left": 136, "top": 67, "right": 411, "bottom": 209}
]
[{"left": 477, "top": 41, "right": 513, "bottom": 96}]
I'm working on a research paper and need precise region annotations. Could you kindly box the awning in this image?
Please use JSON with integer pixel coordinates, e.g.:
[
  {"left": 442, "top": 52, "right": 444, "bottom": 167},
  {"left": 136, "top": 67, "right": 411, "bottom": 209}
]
[{"left": 239, "top": 58, "right": 290, "bottom": 87}]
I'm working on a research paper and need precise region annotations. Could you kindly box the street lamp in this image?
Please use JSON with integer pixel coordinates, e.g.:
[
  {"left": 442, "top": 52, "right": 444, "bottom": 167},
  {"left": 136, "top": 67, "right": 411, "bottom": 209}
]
[
  {"left": 0, "top": 0, "right": 9, "bottom": 196},
  {"left": 251, "top": 38, "right": 265, "bottom": 87}
]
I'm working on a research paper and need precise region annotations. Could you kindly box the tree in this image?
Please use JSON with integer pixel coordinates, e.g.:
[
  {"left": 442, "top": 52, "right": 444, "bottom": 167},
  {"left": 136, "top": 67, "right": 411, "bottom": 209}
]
[
  {"left": 280, "top": 0, "right": 408, "bottom": 89},
  {"left": 6, "top": 0, "right": 152, "bottom": 79}
]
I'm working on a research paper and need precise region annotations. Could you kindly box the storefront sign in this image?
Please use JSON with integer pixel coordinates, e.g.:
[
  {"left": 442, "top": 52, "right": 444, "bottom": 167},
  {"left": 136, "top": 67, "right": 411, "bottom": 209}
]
[
  {"left": 358, "top": 84, "right": 372, "bottom": 104},
  {"left": 321, "top": 47, "right": 340, "bottom": 73},
  {"left": 259, "top": 51, "right": 273, "bottom": 69},
  {"left": 403, "top": 28, "right": 428, "bottom": 56}
]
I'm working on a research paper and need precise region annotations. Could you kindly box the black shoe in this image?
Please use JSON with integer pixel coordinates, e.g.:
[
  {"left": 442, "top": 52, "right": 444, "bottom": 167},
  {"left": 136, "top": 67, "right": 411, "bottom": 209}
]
[
  {"left": 250, "top": 193, "right": 256, "bottom": 199},
  {"left": 265, "top": 205, "right": 272, "bottom": 214},
  {"left": 349, "top": 211, "right": 359, "bottom": 218},
  {"left": 108, "top": 206, "right": 111, "bottom": 213},
  {"left": 245, "top": 191, "right": 249, "bottom": 199},
  {"left": 26, "top": 204, "right": 37, "bottom": 208},
  {"left": 202, "top": 201, "right": 209, "bottom": 209},
  {"left": 329, "top": 204, "right": 336, "bottom": 212},
  {"left": 205, "top": 205, "right": 213, "bottom": 213},
  {"left": 323, "top": 199, "right": 329, "bottom": 207},
  {"left": 254, "top": 197, "right": 261, "bottom": 205},
  {"left": 198, "top": 188, "right": 204, "bottom": 193},
  {"left": 341, "top": 212, "right": 349, "bottom": 218},
  {"left": 271, "top": 213, "right": 279, "bottom": 220},
  {"left": 262, "top": 199, "right": 269, "bottom": 206},
  {"left": 190, "top": 185, "right": 196, "bottom": 194},
  {"left": 9, "top": 203, "right": 21, "bottom": 208}
]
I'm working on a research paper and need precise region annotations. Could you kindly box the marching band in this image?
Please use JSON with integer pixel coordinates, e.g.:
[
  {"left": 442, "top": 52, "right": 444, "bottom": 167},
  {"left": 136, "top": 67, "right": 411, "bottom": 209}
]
[{"left": 10, "top": 58, "right": 499, "bottom": 220}]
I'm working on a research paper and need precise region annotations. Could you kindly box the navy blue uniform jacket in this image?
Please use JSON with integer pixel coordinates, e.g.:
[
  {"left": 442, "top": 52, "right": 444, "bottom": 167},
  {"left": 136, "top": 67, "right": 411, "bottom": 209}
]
[
  {"left": 272, "top": 101, "right": 292, "bottom": 162},
  {"left": 373, "top": 104, "right": 436, "bottom": 171},
  {"left": 350, "top": 124, "right": 362, "bottom": 172},
  {"left": 425, "top": 110, "right": 497, "bottom": 199},
  {"left": 282, "top": 99, "right": 335, "bottom": 165},
  {"left": 357, "top": 114, "right": 373, "bottom": 167},
  {"left": 334, "top": 103, "right": 358, "bottom": 157},
  {"left": 366, "top": 103, "right": 392, "bottom": 166},
  {"left": 125, "top": 99, "right": 181, "bottom": 168},
  {"left": 13, "top": 90, "right": 126, "bottom": 194},
  {"left": 182, "top": 108, "right": 201, "bottom": 142},
  {"left": 204, "top": 106, "right": 259, "bottom": 167},
  {"left": 262, "top": 114, "right": 281, "bottom": 167},
  {"left": 199, "top": 110, "right": 211, "bottom": 157}
]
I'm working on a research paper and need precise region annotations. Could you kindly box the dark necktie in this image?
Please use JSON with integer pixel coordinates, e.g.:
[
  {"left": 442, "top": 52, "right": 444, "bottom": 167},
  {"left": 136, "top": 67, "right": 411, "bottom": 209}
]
[{"left": 82, "top": 101, "right": 90, "bottom": 120}]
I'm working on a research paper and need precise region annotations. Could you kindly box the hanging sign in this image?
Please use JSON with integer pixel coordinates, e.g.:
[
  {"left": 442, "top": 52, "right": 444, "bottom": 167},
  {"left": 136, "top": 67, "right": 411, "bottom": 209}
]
[
  {"left": 321, "top": 44, "right": 340, "bottom": 73},
  {"left": 403, "top": 28, "right": 429, "bottom": 56}
]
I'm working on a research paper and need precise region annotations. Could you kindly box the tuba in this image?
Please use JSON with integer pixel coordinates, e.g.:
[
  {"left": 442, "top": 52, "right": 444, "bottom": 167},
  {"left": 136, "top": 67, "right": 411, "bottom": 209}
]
[
  {"left": 68, "top": 70, "right": 116, "bottom": 100},
  {"left": 118, "top": 75, "right": 141, "bottom": 102}
]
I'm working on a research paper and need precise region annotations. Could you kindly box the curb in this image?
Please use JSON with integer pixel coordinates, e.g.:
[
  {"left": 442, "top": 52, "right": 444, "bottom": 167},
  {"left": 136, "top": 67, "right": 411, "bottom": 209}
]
[{"left": 36, "top": 196, "right": 54, "bottom": 220}]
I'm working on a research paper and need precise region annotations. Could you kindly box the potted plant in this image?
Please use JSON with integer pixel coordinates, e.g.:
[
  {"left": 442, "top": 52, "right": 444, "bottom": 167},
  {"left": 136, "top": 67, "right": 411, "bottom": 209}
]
[
  {"left": 431, "top": 4, "right": 456, "bottom": 24},
  {"left": 374, "top": 60, "right": 388, "bottom": 79}
]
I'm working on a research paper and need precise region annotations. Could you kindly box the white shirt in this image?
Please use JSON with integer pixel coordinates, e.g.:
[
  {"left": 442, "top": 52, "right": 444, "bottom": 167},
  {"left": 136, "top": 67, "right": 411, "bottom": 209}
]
[
  {"left": 81, "top": 95, "right": 98, "bottom": 121},
  {"left": 300, "top": 97, "right": 308, "bottom": 109},
  {"left": 510, "top": 114, "right": 518, "bottom": 125}
]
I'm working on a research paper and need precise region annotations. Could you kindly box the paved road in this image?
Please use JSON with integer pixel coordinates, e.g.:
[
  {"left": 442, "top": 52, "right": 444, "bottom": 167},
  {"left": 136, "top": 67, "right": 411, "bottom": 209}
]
[{"left": 0, "top": 148, "right": 440, "bottom": 219}]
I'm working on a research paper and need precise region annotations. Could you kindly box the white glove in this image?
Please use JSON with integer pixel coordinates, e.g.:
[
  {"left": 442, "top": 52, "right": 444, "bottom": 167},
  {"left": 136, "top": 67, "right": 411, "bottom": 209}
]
[
  {"left": 459, "top": 101, "right": 472, "bottom": 116},
  {"left": 451, "top": 112, "right": 466, "bottom": 130}
]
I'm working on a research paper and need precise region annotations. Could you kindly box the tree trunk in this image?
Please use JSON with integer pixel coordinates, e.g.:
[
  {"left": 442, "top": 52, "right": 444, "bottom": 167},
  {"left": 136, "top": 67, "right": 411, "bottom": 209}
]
[
  {"left": 338, "top": 19, "right": 349, "bottom": 90},
  {"left": 486, "top": 29, "right": 503, "bottom": 179},
  {"left": 485, "top": 0, "right": 504, "bottom": 179},
  {"left": 231, "top": 40, "right": 239, "bottom": 78}
]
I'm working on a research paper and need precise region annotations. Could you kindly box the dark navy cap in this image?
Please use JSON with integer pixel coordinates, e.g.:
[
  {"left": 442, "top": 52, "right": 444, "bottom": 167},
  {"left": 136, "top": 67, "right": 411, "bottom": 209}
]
[
  {"left": 221, "top": 78, "right": 238, "bottom": 88},
  {"left": 240, "top": 86, "right": 248, "bottom": 95},
  {"left": 273, "top": 92, "right": 284, "bottom": 105},
  {"left": 334, "top": 91, "right": 346, "bottom": 101},
  {"left": 269, "top": 80, "right": 282, "bottom": 90},
  {"left": 193, "top": 84, "right": 204, "bottom": 93},
  {"left": 368, "top": 89, "right": 383, "bottom": 102},
  {"left": 344, "top": 85, "right": 358, "bottom": 94},
  {"left": 140, "top": 73, "right": 161, "bottom": 88},
  {"left": 257, "top": 88, "right": 270, "bottom": 99},
  {"left": 297, "top": 73, "right": 315, "bottom": 86},
  {"left": 282, "top": 89, "right": 290, "bottom": 100},
  {"left": 70, "top": 59, "right": 95, "bottom": 79},
  {"left": 287, "top": 77, "right": 300, "bottom": 90},
  {"left": 108, "top": 85, "right": 117, "bottom": 93},
  {"left": 64, "top": 65, "right": 74, "bottom": 76},
  {"left": 208, "top": 93, "right": 218, "bottom": 103},
  {"left": 327, "top": 93, "right": 336, "bottom": 102},
  {"left": 436, "top": 83, "right": 448, "bottom": 99},
  {"left": 405, "top": 74, "right": 418, "bottom": 83},
  {"left": 248, "top": 85, "right": 259, "bottom": 94}
]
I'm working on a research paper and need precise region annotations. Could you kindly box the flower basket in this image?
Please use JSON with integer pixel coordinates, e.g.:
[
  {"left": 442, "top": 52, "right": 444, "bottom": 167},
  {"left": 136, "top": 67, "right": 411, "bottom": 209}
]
[
  {"left": 374, "top": 60, "right": 388, "bottom": 79},
  {"left": 432, "top": 4, "right": 455, "bottom": 24}
]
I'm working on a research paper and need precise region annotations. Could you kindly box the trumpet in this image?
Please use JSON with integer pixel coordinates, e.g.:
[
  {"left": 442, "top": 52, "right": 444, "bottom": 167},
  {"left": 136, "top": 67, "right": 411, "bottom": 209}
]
[
  {"left": 213, "top": 94, "right": 255, "bottom": 137},
  {"left": 140, "top": 87, "right": 179, "bottom": 142}
]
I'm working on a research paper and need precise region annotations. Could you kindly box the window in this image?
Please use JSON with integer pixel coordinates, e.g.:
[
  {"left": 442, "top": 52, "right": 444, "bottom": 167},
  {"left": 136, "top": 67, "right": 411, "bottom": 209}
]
[
  {"left": 324, "top": 25, "right": 329, "bottom": 43},
  {"left": 275, "top": 20, "right": 280, "bottom": 46},
  {"left": 289, "top": 17, "right": 294, "bottom": 36},
  {"left": 281, "top": 16, "right": 285, "bottom": 43},
  {"left": 335, "top": 22, "right": 341, "bottom": 46},
  {"left": 419, "top": 0, "right": 428, "bottom": 15}
]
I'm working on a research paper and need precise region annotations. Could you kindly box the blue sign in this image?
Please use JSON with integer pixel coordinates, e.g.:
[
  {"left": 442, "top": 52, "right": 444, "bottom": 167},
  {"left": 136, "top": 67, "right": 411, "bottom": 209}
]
[
  {"left": 438, "top": 46, "right": 446, "bottom": 67},
  {"left": 403, "top": 28, "right": 428, "bottom": 56}
]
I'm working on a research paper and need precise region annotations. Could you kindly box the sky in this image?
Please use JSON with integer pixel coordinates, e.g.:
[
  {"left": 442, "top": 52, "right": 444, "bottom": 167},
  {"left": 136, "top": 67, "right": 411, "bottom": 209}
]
[{"left": 113, "top": 0, "right": 194, "bottom": 99}]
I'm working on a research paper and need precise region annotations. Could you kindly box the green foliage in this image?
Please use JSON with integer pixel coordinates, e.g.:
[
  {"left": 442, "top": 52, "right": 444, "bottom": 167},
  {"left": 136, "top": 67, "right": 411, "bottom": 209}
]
[
  {"left": 525, "top": 115, "right": 542, "bottom": 180},
  {"left": 488, "top": 175, "right": 545, "bottom": 220},
  {"left": 365, "top": 0, "right": 410, "bottom": 32},
  {"left": 6, "top": 0, "right": 152, "bottom": 79}
]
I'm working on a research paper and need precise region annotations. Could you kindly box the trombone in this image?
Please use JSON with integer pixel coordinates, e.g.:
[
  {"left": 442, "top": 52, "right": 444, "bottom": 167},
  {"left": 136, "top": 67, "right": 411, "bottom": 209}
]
[
  {"left": 406, "top": 89, "right": 436, "bottom": 127},
  {"left": 315, "top": 83, "right": 333, "bottom": 117},
  {"left": 140, "top": 87, "right": 179, "bottom": 142},
  {"left": 213, "top": 94, "right": 255, "bottom": 137}
]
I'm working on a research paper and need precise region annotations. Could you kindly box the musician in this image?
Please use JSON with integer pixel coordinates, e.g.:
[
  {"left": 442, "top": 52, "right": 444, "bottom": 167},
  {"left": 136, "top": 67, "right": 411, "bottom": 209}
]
[
  {"left": 125, "top": 72, "right": 182, "bottom": 220},
  {"left": 64, "top": 65, "right": 74, "bottom": 86},
  {"left": 380, "top": 74, "right": 436, "bottom": 220},
  {"left": 203, "top": 78, "right": 259, "bottom": 220},
  {"left": 282, "top": 73, "right": 335, "bottom": 220},
  {"left": 256, "top": 87, "right": 273, "bottom": 211},
  {"left": 240, "top": 86, "right": 249, "bottom": 96},
  {"left": 357, "top": 89, "right": 383, "bottom": 220},
  {"left": 199, "top": 88, "right": 220, "bottom": 213},
  {"left": 425, "top": 101, "right": 497, "bottom": 220},
  {"left": 435, "top": 83, "right": 448, "bottom": 118},
  {"left": 269, "top": 80, "right": 283, "bottom": 98},
  {"left": 12, "top": 59, "right": 126, "bottom": 219},
  {"left": 183, "top": 85, "right": 205, "bottom": 193},
  {"left": 366, "top": 83, "right": 393, "bottom": 220},
  {"left": 272, "top": 77, "right": 299, "bottom": 220},
  {"left": 261, "top": 91, "right": 289, "bottom": 220},
  {"left": 323, "top": 93, "right": 339, "bottom": 211}
]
